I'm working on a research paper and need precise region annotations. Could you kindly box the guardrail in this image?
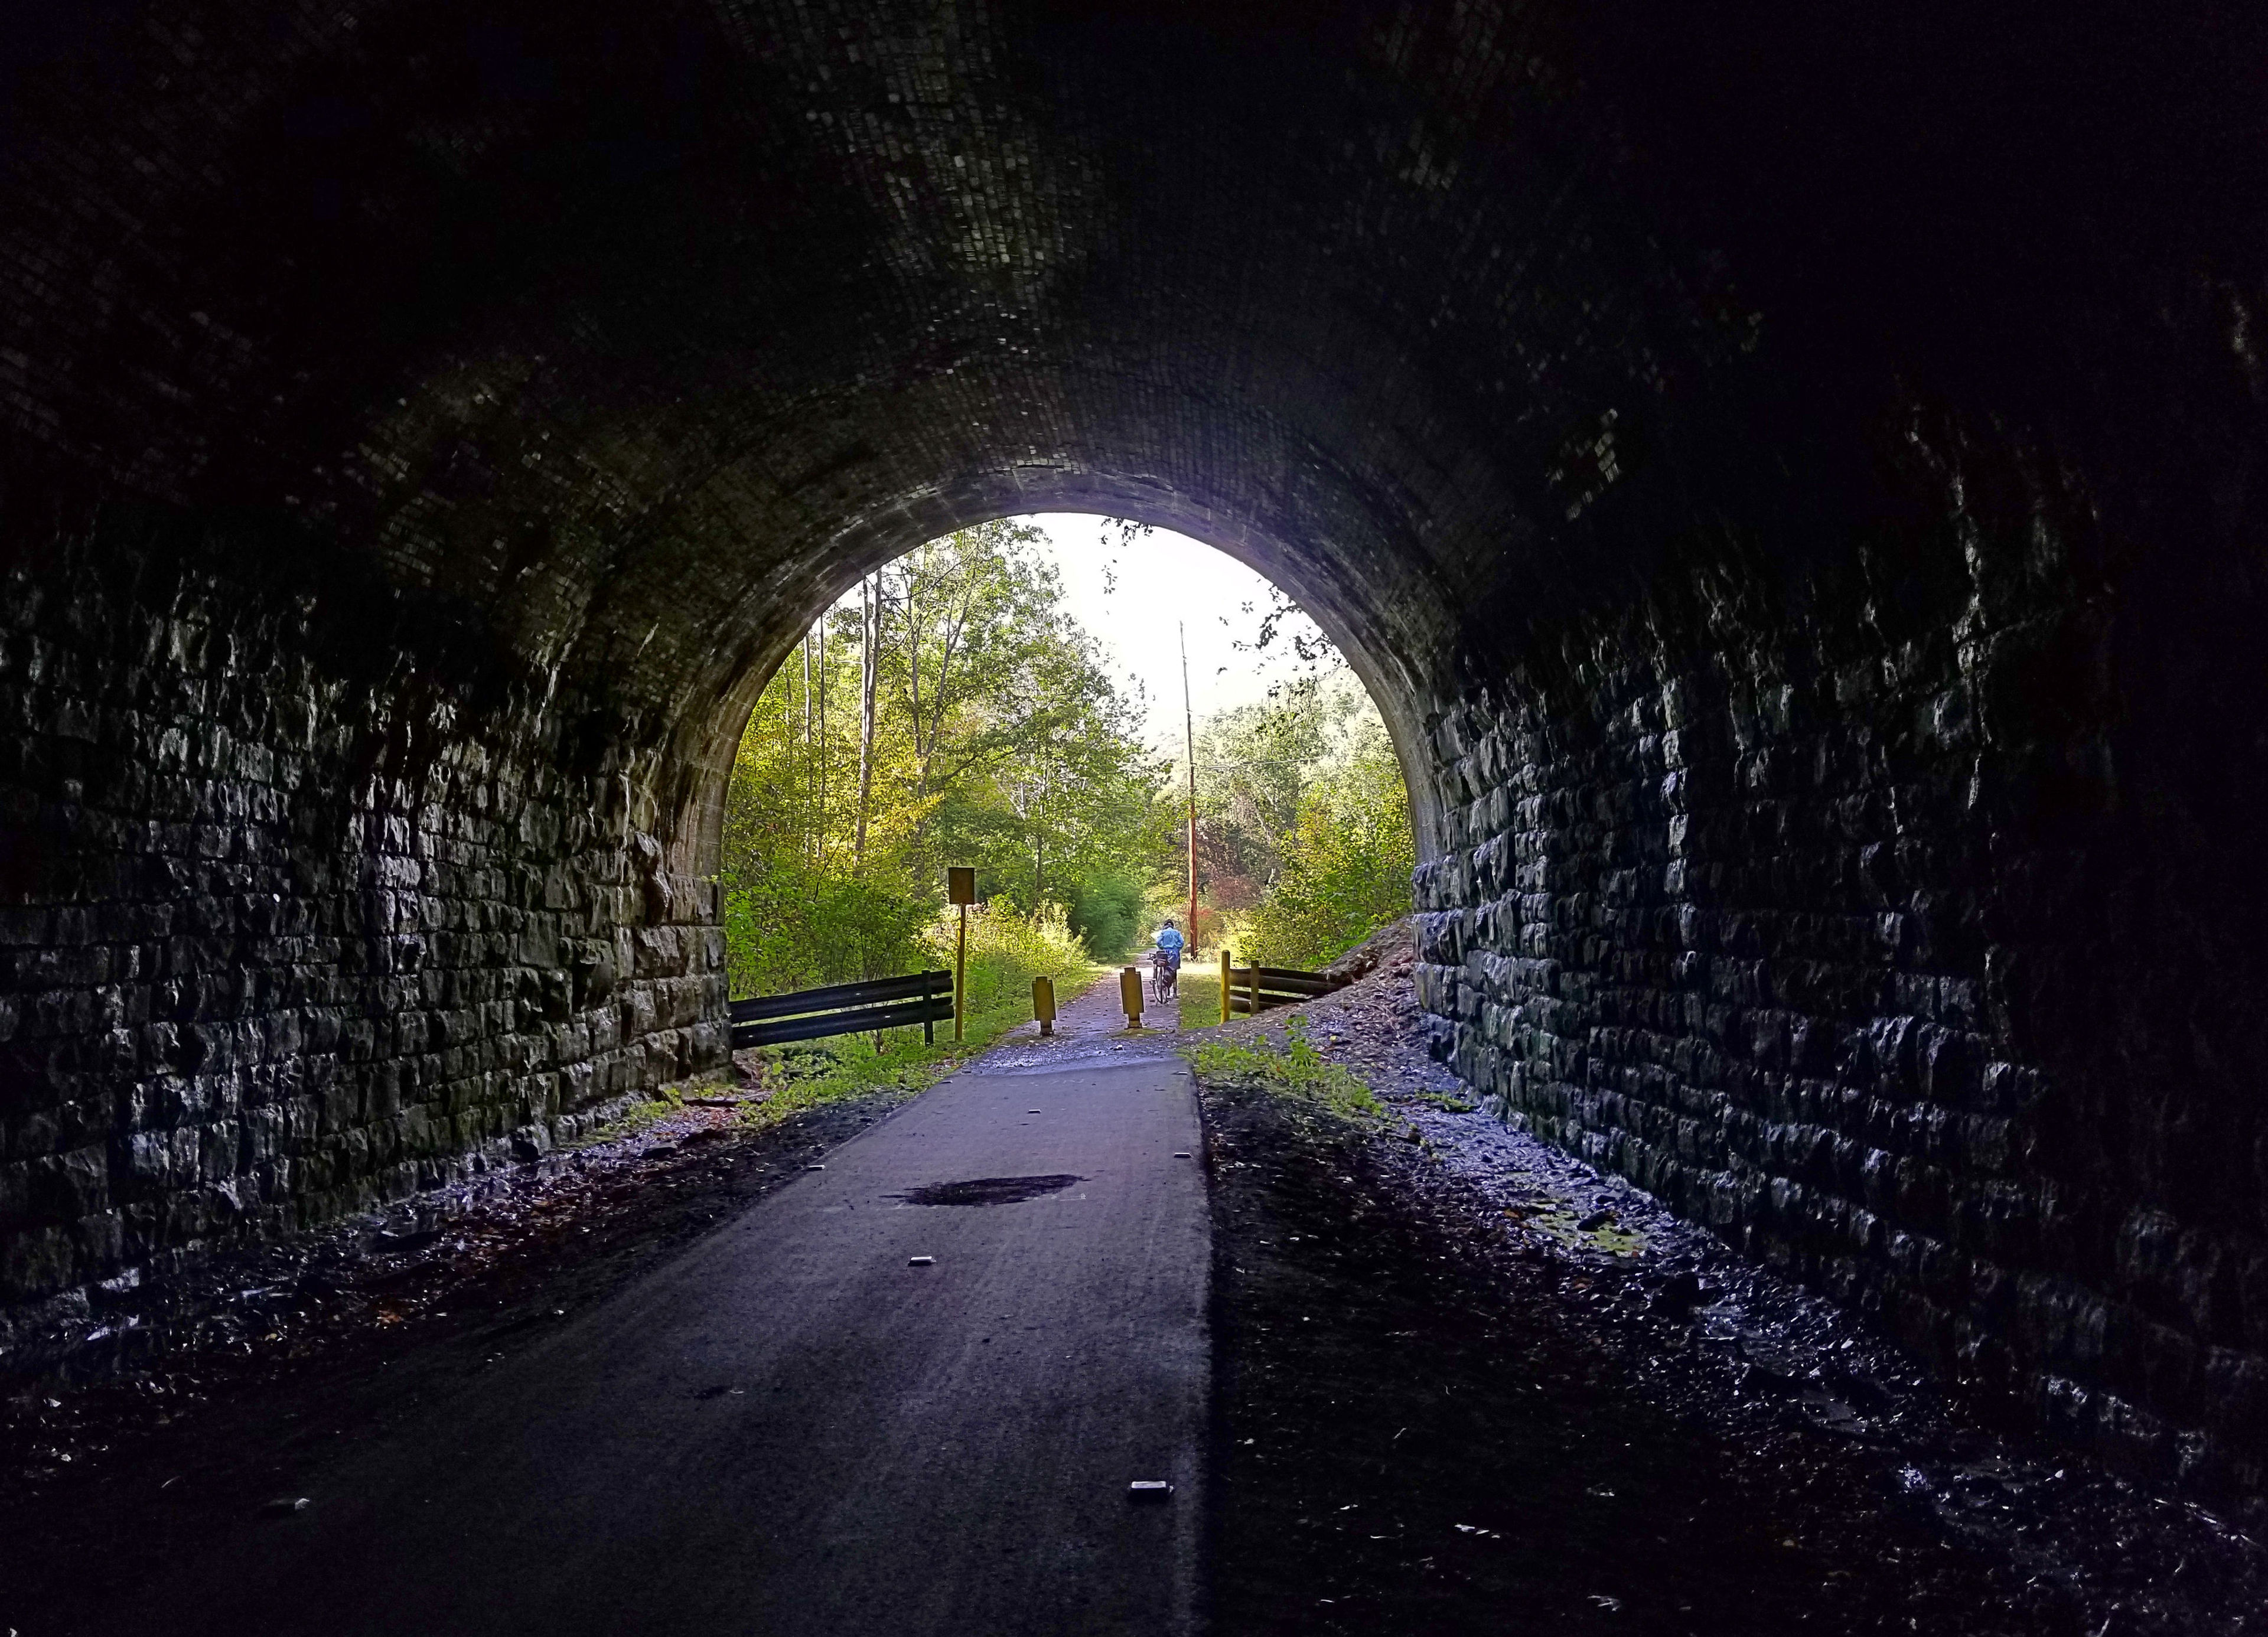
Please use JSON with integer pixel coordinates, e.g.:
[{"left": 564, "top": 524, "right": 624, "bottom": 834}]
[
  {"left": 729, "top": 970, "right": 955, "bottom": 1048},
  {"left": 1218, "top": 956, "right": 1348, "bottom": 1021}
]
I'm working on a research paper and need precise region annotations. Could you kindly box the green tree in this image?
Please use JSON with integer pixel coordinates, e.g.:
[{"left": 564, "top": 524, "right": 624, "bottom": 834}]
[
  {"left": 1241, "top": 718, "right": 1416, "bottom": 967},
  {"left": 1065, "top": 868, "right": 1147, "bottom": 960},
  {"left": 1187, "top": 669, "right": 1416, "bottom": 967},
  {"left": 719, "top": 520, "right": 1171, "bottom": 990},
  {"left": 875, "top": 523, "right": 1166, "bottom": 917},
  {"left": 1191, "top": 674, "right": 1363, "bottom": 905}
]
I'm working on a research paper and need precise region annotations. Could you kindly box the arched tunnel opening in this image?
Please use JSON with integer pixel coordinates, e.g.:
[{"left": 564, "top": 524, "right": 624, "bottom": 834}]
[
  {"left": 2, "top": 0, "right": 2264, "bottom": 1628},
  {"left": 709, "top": 512, "right": 1419, "bottom": 1013}
]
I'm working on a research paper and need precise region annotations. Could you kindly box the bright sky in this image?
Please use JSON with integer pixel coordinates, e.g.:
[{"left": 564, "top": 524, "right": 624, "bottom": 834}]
[{"left": 1016, "top": 513, "right": 1338, "bottom": 754}]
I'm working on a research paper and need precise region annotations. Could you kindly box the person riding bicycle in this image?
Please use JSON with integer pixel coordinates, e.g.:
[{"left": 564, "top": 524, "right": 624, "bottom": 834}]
[{"left": 1152, "top": 918, "right": 1185, "bottom": 981}]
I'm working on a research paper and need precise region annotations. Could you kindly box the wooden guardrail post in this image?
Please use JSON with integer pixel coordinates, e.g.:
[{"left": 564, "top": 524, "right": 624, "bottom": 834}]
[
  {"left": 1200, "top": 958, "right": 1348, "bottom": 1022},
  {"left": 1120, "top": 966, "right": 1143, "bottom": 1029},
  {"left": 1033, "top": 974, "right": 1056, "bottom": 1036}
]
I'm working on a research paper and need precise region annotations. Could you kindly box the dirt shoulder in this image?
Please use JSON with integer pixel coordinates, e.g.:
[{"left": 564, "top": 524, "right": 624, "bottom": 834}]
[
  {"left": 1190, "top": 945, "right": 2265, "bottom": 1635},
  {"left": 0, "top": 1075, "right": 922, "bottom": 1615}
]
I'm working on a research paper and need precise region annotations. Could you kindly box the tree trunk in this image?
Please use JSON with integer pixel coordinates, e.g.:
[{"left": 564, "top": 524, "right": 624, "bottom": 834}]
[
  {"left": 814, "top": 612, "right": 826, "bottom": 866},
  {"left": 917, "top": 577, "right": 976, "bottom": 801},
  {"left": 812, "top": 625, "right": 821, "bottom": 861},
  {"left": 854, "top": 573, "right": 879, "bottom": 872},
  {"left": 905, "top": 557, "right": 922, "bottom": 772}
]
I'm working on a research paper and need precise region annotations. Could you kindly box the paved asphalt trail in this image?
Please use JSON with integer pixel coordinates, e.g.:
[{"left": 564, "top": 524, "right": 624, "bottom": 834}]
[{"left": 91, "top": 986, "right": 1207, "bottom": 1637}]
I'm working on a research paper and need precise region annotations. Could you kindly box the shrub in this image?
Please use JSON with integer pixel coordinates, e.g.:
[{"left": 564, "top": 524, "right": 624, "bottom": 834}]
[
  {"left": 1241, "top": 731, "right": 1414, "bottom": 968},
  {"left": 928, "top": 899, "right": 1094, "bottom": 1033},
  {"left": 1065, "top": 870, "right": 1146, "bottom": 960},
  {"left": 724, "top": 860, "right": 934, "bottom": 997}
]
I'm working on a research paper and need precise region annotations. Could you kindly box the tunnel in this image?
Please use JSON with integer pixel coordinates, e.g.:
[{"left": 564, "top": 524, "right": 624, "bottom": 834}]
[{"left": 1, "top": 0, "right": 2262, "bottom": 1514}]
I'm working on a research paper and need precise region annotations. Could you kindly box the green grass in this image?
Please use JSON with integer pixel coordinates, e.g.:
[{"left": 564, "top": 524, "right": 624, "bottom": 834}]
[
  {"left": 1177, "top": 969, "right": 1223, "bottom": 1029},
  {"left": 1181, "top": 1015, "right": 1384, "bottom": 1123},
  {"left": 732, "top": 958, "right": 1110, "bottom": 1118},
  {"left": 569, "top": 1091, "right": 689, "bottom": 1147},
  {"left": 578, "top": 958, "right": 1110, "bottom": 1148}
]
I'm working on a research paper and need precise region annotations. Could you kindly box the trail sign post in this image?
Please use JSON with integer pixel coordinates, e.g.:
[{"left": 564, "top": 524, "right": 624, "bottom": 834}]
[
  {"left": 1033, "top": 974, "right": 1056, "bottom": 1036},
  {"left": 1120, "top": 966, "right": 1143, "bottom": 1029},
  {"left": 947, "top": 867, "right": 976, "bottom": 1041}
]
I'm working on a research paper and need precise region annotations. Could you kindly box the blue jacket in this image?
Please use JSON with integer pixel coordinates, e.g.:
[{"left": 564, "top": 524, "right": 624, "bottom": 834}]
[{"left": 1155, "top": 926, "right": 1186, "bottom": 956}]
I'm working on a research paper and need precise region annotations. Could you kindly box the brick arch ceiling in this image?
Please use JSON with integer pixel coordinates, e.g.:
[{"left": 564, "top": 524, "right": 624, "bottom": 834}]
[
  {"left": 7, "top": 0, "right": 1705, "bottom": 845},
  {"left": 1, "top": 0, "right": 2130, "bottom": 835},
  {"left": 8, "top": 0, "right": 2248, "bottom": 828}
]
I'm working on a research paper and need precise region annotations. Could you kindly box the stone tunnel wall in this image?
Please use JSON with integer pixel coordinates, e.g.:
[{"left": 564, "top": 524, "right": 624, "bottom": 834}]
[
  {"left": 0, "top": 0, "right": 2256, "bottom": 1502},
  {"left": 1414, "top": 446, "right": 2267, "bottom": 1497},
  {"left": 0, "top": 506, "right": 728, "bottom": 1367}
]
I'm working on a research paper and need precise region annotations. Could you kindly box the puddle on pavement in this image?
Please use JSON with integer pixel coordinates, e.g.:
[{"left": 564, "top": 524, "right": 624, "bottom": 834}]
[{"left": 897, "top": 1174, "right": 1084, "bottom": 1206}]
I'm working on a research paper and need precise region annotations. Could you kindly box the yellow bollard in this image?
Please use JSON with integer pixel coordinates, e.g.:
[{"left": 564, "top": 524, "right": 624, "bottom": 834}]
[
  {"left": 1220, "top": 949, "right": 1233, "bottom": 1025},
  {"left": 1120, "top": 966, "right": 1144, "bottom": 1029},
  {"left": 1033, "top": 974, "right": 1057, "bottom": 1036}
]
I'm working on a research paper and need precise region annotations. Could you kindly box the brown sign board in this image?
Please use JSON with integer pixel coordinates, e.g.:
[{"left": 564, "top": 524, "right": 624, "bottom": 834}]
[{"left": 946, "top": 866, "right": 977, "bottom": 905}]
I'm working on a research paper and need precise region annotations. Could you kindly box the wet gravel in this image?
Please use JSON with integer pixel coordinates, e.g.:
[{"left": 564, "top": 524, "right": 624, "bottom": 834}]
[{"left": 1192, "top": 938, "right": 2266, "bottom": 1635}]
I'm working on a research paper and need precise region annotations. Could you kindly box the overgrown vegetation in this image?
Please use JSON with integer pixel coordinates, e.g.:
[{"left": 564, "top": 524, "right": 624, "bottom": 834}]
[
  {"left": 717, "top": 515, "right": 1415, "bottom": 1023},
  {"left": 735, "top": 903, "right": 1099, "bottom": 1105},
  {"left": 1192, "top": 672, "right": 1415, "bottom": 970},
  {"left": 720, "top": 519, "right": 1172, "bottom": 994},
  {"left": 589, "top": 906, "right": 1103, "bottom": 1146},
  {"left": 1183, "top": 1016, "right": 1384, "bottom": 1121},
  {"left": 1241, "top": 714, "right": 1413, "bottom": 967},
  {"left": 1064, "top": 868, "right": 1148, "bottom": 963}
]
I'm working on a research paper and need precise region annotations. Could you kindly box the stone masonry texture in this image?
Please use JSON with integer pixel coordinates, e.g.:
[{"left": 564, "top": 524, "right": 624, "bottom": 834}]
[
  {"left": 0, "top": 509, "right": 727, "bottom": 1363},
  {"left": 1415, "top": 496, "right": 2268, "bottom": 1497},
  {"left": 0, "top": 0, "right": 2262, "bottom": 1496}
]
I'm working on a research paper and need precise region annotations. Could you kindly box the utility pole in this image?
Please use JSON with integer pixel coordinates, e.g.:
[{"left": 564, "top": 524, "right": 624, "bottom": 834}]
[{"left": 1180, "top": 621, "right": 1198, "bottom": 952}]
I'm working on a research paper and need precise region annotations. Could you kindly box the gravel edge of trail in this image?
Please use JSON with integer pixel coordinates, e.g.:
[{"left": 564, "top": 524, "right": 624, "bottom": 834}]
[{"left": 1188, "top": 947, "right": 2267, "bottom": 1636}]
